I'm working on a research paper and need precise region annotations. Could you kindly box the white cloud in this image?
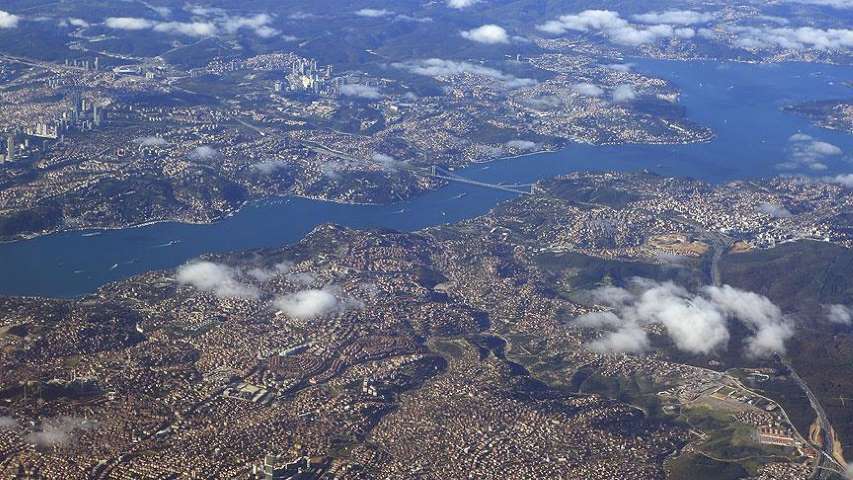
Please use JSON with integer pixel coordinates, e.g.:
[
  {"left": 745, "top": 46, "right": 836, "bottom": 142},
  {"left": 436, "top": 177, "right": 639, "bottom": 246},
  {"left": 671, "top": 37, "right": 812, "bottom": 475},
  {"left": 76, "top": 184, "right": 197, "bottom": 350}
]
[
  {"left": 105, "top": 17, "right": 154, "bottom": 30},
  {"left": 105, "top": 13, "right": 279, "bottom": 38},
  {"left": 632, "top": 10, "right": 714, "bottom": 26},
  {"left": 134, "top": 136, "right": 168, "bottom": 147},
  {"left": 757, "top": 202, "right": 793, "bottom": 218},
  {"left": 67, "top": 18, "right": 90, "bottom": 28},
  {"left": 536, "top": 10, "right": 696, "bottom": 46},
  {"left": 393, "top": 58, "right": 536, "bottom": 89},
  {"left": 356, "top": 8, "right": 393, "bottom": 18},
  {"left": 703, "top": 285, "right": 793, "bottom": 358},
  {"left": 505, "top": 140, "right": 537, "bottom": 150},
  {"left": 372, "top": 153, "right": 408, "bottom": 172},
  {"left": 607, "top": 63, "right": 633, "bottom": 72},
  {"left": 828, "top": 173, "right": 853, "bottom": 187},
  {"left": 572, "top": 83, "right": 604, "bottom": 97},
  {"left": 729, "top": 25, "right": 853, "bottom": 51},
  {"left": 612, "top": 84, "right": 637, "bottom": 103},
  {"left": 448, "top": 0, "right": 480, "bottom": 8},
  {"left": 273, "top": 286, "right": 362, "bottom": 320},
  {"left": 826, "top": 304, "right": 853, "bottom": 324},
  {"left": 176, "top": 261, "right": 259, "bottom": 299},
  {"left": 154, "top": 21, "right": 216, "bottom": 37},
  {"left": 150, "top": 6, "right": 172, "bottom": 17},
  {"left": 784, "top": 0, "right": 853, "bottom": 8},
  {"left": 780, "top": 134, "right": 844, "bottom": 171},
  {"left": 24, "top": 417, "right": 96, "bottom": 447},
  {"left": 0, "top": 10, "right": 20, "bottom": 29},
  {"left": 576, "top": 279, "right": 792, "bottom": 357},
  {"left": 340, "top": 84, "right": 382, "bottom": 99},
  {"left": 588, "top": 324, "right": 650, "bottom": 354},
  {"left": 189, "top": 145, "right": 219, "bottom": 161},
  {"left": 246, "top": 261, "right": 292, "bottom": 282},
  {"left": 220, "top": 13, "right": 279, "bottom": 38},
  {"left": 253, "top": 159, "right": 288, "bottom": 174},
  {"left": 0, "top": 416, "right": 17, "bottom": 429},
  {"left": 461, "top": 24, "right": 509, "bottom": 44},
  {"left": 395, "top": 14, "right": 432, "bottom": 23},
  {"left": 186, "top": 6, "right": 224, "bottom": 17},
  {"left": 286, "top": 272, "right": 319, "bottom": 287},
  {"left": 811, "top": 141, "right": 843, "bottom": 156}
]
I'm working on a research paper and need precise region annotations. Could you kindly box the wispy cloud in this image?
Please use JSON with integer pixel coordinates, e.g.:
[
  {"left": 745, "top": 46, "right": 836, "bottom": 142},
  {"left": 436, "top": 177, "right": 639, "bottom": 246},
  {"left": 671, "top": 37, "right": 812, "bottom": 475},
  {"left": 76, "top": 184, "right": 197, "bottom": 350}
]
[
  {"left": 134, "top": 136, "right": 168, "bottom": 147},
  {"left": 632, "top": 10, "right": 714, "bottom": 26},
  {"left": 355, "top": 8, "right": 393, "bottom": 18},
  {"left": 25, "top": 417, "right": 97, "bottom": 447},
  {"left": 340, "top": 84, "right": 382, "bottom": 99},
  {"left": 827, "top": 173, "right": 853, "bottom": 187},
  {"left": 783, "top": 0, "right": 853, "bottom": 9},
  {"left": 757, "top": 202, "right": 793, "bottom": 218},
  {"left": 393, "top": 58, "right": 536, "bottom": 89}
]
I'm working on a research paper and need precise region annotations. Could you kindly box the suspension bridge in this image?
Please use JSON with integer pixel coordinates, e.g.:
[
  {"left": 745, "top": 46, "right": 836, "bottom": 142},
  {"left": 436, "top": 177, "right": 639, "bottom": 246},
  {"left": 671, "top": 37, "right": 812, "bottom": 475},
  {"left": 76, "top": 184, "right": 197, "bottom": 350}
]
[
  {"left": 303, "top": 142, "right": 536, "bottom": 196},
  {"left": 424, "top": 165, "right": 534, "bottom": 196}
]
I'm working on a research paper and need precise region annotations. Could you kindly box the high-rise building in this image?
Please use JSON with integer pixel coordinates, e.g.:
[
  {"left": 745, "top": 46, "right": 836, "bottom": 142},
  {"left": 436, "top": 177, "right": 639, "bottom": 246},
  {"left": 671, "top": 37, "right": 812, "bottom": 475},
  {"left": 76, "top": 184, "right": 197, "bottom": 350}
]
[
  {"left": 5, "top": 134, "right": 14, "bottom": 163},
  {"left": 262, "top": 453, "right": 285, "bottom": 480}
]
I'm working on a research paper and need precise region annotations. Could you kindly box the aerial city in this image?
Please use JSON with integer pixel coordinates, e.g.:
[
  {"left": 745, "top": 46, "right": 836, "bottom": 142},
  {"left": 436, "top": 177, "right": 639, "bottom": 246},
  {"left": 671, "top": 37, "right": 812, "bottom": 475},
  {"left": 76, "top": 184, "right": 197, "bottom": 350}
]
[{"left": 0, "top": 0, "right": 852, "bottom": 479}]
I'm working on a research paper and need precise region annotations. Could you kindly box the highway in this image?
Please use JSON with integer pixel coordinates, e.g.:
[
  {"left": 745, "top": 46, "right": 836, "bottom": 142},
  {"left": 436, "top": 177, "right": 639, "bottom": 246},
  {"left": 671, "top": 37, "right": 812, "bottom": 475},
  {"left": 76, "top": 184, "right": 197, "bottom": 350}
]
[{"left": 778, "top": 357, "right": 848, "bottom": 479}]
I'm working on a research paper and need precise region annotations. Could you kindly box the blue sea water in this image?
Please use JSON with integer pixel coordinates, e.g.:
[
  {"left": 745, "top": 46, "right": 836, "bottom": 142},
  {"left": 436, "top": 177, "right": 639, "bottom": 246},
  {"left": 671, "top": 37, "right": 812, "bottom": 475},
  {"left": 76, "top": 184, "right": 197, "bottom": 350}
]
[{"left": 1, "top": 59, "right": 851, "bottom": 297}]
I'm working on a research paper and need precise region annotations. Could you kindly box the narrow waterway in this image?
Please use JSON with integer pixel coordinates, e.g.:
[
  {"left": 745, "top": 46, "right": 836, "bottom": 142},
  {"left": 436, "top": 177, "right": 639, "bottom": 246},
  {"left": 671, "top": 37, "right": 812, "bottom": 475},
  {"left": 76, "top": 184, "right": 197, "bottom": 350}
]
[{"left": 1, "top": 59, "right": 851, "bottom": 297}]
